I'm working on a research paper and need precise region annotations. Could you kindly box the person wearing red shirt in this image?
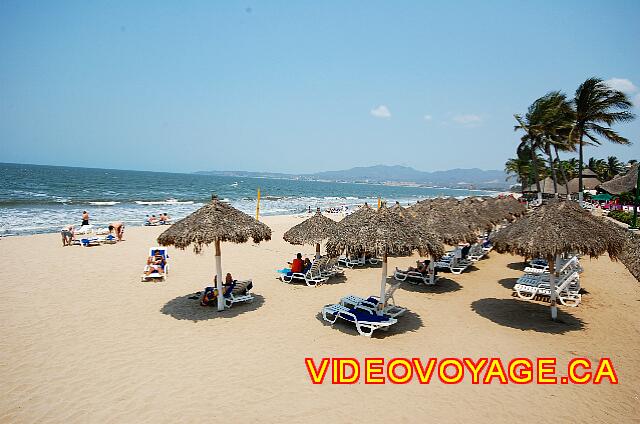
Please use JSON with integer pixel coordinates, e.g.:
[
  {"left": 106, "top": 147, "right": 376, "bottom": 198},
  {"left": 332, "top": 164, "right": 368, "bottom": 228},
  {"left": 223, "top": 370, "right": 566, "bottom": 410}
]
[{"left": 290, "top": 253, "right": 304, "bottom": 273}]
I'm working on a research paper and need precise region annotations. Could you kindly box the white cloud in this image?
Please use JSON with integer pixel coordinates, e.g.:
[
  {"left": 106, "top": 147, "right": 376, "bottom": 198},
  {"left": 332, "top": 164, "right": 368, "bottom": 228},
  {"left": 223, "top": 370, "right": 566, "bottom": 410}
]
[
  {"left": 370, "top": 105, "right": 391, "bottom": 118},
  {"left": 452, "top": 114, "right": 482, "bottom": 125},
  {"left": 634, "top": 93, "right": 640, "bottom": 108},
  {"left": 423, "top": 114, "right": 433, "bottom": 121},
  {"left": 604, "top": 78, "right": 638, "bottom": 94}
]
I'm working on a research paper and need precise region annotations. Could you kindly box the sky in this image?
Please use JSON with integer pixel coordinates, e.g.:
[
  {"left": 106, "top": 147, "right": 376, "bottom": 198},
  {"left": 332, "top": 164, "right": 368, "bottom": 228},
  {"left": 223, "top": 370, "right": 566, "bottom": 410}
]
[{"left": 1, "top": 0, "right": 639, "bottom": 174}]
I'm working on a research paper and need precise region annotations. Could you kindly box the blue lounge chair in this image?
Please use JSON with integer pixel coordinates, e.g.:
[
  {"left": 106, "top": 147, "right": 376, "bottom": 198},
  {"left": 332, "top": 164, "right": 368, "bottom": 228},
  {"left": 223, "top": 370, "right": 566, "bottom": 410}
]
[{"left": 322, "top": 304, "right": 397, "bottom": 337}]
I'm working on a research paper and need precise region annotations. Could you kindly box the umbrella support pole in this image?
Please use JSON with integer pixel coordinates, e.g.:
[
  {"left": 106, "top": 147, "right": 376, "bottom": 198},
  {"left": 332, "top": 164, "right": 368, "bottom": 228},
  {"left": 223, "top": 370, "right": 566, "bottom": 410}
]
[
  {"left": 378, "top": 251, "right": 388, "bottom": 315},
  {"left": 316, "top": 243, "right": 321, "bottom": 260},
  {"left": 549, "top": 256, "right": 558, "bottom": 321},
  {"left": 215, "top": 239, "right": 224, "bottom": 312},
  {"left": 429, "top": 254, "right": 435, "bottom": 285}
]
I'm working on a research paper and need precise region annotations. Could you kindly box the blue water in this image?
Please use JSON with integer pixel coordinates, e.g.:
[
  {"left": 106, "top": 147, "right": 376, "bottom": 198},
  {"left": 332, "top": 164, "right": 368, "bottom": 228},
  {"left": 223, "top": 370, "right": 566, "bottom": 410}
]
[{"left": 0, "top": 163, "right": 498, "bottom": 236}]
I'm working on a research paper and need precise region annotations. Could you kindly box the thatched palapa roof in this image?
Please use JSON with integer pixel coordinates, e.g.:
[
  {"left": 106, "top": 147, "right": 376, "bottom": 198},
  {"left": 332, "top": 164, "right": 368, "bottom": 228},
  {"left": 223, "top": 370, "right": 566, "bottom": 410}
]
[
  {"left": 326, "top": 205, "right": 444, "bottom": 259},
  {"left": 599, "top": 163, "right": 639, "bottom": 195},
  {"left": 157, "top": 196, "right": 272, "bottom": 253},
  {"left": 283, "top": 208, "right": 337, "bottom": 245},
  {"left": 491, "top": 201, "right": 626, "bottom": 260}
]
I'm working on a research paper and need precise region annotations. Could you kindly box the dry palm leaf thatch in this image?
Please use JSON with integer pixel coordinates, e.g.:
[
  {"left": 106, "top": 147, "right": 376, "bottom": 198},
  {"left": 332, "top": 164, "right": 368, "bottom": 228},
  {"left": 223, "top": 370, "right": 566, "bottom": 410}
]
[
  {"left": 283, "top": 208, "right": 337, "bottom": 245},
  {"left": 157, "top": 196, "right": 272, "bottom": 253},
  {"left": 620, "top": 232, "right": 640, "bottom": 282},
  {"left": 408, "top": 199, "right": 478, "bottom": 244},
  {"left": 598, "top": 163, "right": 638, "bottom": 195},
  {"left": 326, "top": 205, "right": 444, "bottom": 259},
  {"left": 500, "top": 196, "right": 527, "bottom": 218},
  {"left": 491, "top": 200, "right": 626, "bottom": 260}
]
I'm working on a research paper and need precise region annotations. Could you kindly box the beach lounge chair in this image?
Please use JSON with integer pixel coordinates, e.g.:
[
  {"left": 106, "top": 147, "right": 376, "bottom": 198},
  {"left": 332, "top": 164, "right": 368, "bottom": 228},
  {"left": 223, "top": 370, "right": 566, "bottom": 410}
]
[
  {"left": 320, "top": 257, "right": 344, "bottom": 278},
  {"left": 434, "top": 256, "right": 471, "bottom": 275},
  {"left": 222, "top": 280, "right": 254, "bottom": 308},
  {"left": 322, "top": 304, "right": 398, "bottom": 337},
  {"left": 80, "top": 237, "right": 100, "bottom": 247},
  {"left": 513, "top": 271, "right": 581, "bottom": 306},
  {"left": 338, "top": 255, "right": 366, "bottom": 268},
  {"left": 467, "top": 243, "right": 488, "bottom": 261},
  {"left": 281, "top": 259, "right": 327, "bottom": 287},
  {"left": 393, "top": 266, "right": 438, "bottom": 286},
  {"left": 141, "top": 247, "right": 169, "bottom": 282},
  {"left": 339, "top": 282, "right": 406, "bottom": 318}
]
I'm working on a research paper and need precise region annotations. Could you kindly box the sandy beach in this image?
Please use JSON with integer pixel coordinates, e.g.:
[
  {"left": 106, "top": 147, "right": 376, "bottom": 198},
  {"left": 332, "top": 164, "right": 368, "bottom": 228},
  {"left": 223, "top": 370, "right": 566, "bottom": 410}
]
[{"left": 1, "top": 214, "right": 639, "bottom": 423}]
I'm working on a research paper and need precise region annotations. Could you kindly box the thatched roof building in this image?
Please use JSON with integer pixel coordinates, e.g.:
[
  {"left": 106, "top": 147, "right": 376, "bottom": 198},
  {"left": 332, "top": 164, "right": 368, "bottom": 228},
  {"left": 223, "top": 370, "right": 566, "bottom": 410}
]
[{"left": 599, "top": 163, "right": 639, "bottom": 195}]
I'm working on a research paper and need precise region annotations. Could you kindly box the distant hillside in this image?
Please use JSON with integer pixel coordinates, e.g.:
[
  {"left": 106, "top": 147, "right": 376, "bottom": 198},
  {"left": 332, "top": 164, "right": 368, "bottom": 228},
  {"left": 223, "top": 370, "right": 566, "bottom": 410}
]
[{"left": 196, "top": 165, "right": 509, "bottom": 190}]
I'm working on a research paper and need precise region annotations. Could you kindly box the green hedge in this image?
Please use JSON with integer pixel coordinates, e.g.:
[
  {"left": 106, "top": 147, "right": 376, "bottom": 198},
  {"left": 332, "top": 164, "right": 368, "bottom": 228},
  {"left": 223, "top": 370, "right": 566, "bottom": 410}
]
[{"left": 608, "top": 210, "right": 633, "bottom": 225}]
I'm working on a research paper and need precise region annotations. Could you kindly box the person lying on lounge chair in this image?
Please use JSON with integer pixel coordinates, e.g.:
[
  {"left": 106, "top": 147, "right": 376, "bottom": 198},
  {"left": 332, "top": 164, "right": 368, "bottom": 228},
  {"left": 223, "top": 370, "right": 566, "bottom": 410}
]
[
  {"left": 144, "top": 249, "right": 166, "bottom": 275},
  {"left": 408, "top": 259, "right": 430, "bottom": 274},
  {"left": 201, "top": 273, "right": 235, "bottom": 306}
]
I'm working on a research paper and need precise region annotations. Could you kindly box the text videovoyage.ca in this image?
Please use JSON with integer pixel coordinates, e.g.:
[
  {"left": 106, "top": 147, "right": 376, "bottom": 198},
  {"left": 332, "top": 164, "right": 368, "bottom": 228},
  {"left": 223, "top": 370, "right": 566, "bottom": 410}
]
[{"left": 305, "top": 357, "right": 618, "bottom": 385}]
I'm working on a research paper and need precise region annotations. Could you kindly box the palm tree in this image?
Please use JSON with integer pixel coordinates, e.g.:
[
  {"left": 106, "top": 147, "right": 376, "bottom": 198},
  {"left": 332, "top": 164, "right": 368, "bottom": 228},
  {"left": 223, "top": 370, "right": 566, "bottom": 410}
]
[
  {"left": 605, "top": 156, "right": 624, "bottom": 180},
  {"left": 587, "top": 157, "right": 608, "bottom": 180},
  {"left": 571, "top": 77, "right": 636, "bottom": 200},
  {"left": 514, "top": 116, "right": 544, "bottom": 197},
  {"left": 517, "top": 92, "right": 574, "bottom": 195},
  {"left": 505, "top": 144, "right": 544, "bottom": 190}
]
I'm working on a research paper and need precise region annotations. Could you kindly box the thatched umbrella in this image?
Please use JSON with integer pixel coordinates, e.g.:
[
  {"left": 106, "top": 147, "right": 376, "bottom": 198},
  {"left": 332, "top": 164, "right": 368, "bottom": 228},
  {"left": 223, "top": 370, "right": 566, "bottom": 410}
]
[
  {"left": 283, "top": 207, "right": 337, "bottom": 259},
  {"left": 327, "top": 205, "right": 444, "bottom": 312},
  {"left": 491, "top": 201, "right": 626, "bottom": 320},
  {"left": 409, "top": 199, "right": 479, "bottom": 244},
  {"left": 157, "top": 195, "right": 272, "bottom": 311}
]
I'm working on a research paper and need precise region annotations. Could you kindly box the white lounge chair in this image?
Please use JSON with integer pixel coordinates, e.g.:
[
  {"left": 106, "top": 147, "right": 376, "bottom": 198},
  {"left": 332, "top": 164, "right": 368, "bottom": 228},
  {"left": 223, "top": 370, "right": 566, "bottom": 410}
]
[
  {"left": 222, "top": 279, "right": 254, "bottom": 309},
  {"left": 393, "top": 266, "right": 438, "bottom": 286},
  {"left": 322, "top": 304, "right": 397, "bottom": 337},
  {"left": 141, "top": 247, "right": 169, "bottom": 282},
  {"left": 513, "top": 271, "right": 581, "bottom": 306},
  {"left": 338, "top": 255, "right": 366, "bottom": 268},
  {"left": 281, "top": 260, "right": 327, "bottom": 287},
  {"left": 339, "top": 282, "right": 406, "bottom": 318}
]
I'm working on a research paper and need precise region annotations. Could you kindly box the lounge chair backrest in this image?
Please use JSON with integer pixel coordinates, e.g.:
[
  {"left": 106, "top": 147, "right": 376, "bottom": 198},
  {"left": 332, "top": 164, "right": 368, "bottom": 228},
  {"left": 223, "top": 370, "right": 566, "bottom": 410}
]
[{"left": 149, "top": 247, "right": 168, "bottom": 259}]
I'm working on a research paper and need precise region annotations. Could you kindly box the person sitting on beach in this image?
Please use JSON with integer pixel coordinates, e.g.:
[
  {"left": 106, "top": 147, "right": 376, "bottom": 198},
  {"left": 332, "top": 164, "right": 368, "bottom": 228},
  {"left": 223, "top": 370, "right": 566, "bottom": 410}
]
[
  {"left": 149, "top": 215, "right": 158, "bottom": 225},
  {"left": 81, "top": 211, "right": 89, "bottom": 226},
  {"left": 201, "top": 273, "right": 235, "bottom": 306},
  {"left": 61, "top": 225, "right": 75, "bottom": 246},
  {"left": 159, "top": 213, "right": 171, "bottom": 224},
  {"left": 303, "top": 258, "right": 312, "bottom": 273},
  {"left": 288, "top": 253, "right": 304, "bottom": 274},
  {"left": 144, "top": 249, "right": 166, "bottom": 275},
  {"left": 108, "top": 222, "right": 125, "bottom": 241}
]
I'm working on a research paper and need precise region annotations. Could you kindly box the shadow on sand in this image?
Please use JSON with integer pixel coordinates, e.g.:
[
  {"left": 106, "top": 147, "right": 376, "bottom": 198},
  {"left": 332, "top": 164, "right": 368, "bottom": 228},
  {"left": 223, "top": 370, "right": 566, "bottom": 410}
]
[
  {"left": 506, "top": 261, "right": 528, "bottom": 271},
  {"left": 399, "top": 277, "right": 462, "bottom": 294},
  {"left": 470, "top": 298, "right": 585, "bottom": 334},
  {"left": 498, "top": 277, "right": 518, "bottom": 290},
  {"left": 315, "top": 309, "right": 423, "bottom": 338},
  {"left": 161, "top": 293, "right": 265, "bottom": 322}
]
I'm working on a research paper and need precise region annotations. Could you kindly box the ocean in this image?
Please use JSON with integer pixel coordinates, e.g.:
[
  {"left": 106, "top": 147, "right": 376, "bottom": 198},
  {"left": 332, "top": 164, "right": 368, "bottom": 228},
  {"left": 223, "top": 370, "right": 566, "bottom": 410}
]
[{"left": 0, "top": 163, "right": 499, "bottom": 236}]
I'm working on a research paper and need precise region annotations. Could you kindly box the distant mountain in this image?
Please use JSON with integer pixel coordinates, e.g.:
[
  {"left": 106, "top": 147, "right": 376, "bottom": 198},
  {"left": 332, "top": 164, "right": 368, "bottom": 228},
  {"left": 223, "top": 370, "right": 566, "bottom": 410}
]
[{"left": 196, "top": 165, "right": 510, "bottom": 190}]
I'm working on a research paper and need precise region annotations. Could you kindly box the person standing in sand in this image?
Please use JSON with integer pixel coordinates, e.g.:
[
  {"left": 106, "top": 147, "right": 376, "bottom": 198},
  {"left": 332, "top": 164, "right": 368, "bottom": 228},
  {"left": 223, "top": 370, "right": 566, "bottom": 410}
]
[
  {"left": 108, "top": 221, "right": 125, "bottom": 241},
  {"left": 81, "top": 211, "right": 89, "bottom": 226}
]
